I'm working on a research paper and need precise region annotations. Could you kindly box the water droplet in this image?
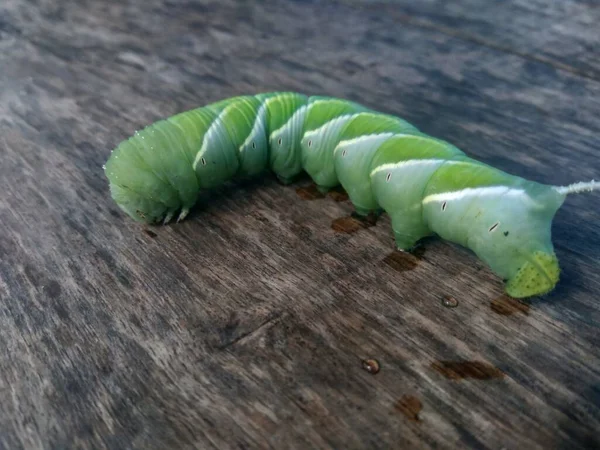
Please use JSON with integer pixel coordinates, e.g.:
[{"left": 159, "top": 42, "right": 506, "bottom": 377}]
[
  {"left": 362, "top": 359, "right": 380, "bottom": 374},
  {"left": 441, "top": 295, "right": 458, "bottom": 308}
]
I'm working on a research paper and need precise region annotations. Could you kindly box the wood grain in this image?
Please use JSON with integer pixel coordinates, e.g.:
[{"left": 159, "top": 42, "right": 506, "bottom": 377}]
[
  {"left": 0, "top": 0, "right": 599, "bottom": 448},
  {"left": 344, "top": 0, "right": 600, "bottom": 81}
]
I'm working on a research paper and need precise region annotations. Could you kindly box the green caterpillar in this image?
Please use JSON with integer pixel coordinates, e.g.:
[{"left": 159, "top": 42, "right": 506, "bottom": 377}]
[{"left": 104, "top": 92, "right": 598, "bottom": 299}]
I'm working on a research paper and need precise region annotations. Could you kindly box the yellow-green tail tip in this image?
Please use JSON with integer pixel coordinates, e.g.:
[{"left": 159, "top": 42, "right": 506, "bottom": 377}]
[{"left": 505, "top": 251, "right": 560, "bottom": 298}]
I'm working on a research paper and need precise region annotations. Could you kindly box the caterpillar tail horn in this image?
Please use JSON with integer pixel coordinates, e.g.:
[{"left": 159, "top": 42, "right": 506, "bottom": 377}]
[{"left": 554, "top": 180, "right": 599, "bottom": 195}]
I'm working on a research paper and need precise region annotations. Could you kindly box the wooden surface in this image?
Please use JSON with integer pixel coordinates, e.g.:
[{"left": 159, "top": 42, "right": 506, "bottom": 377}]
[{"left": 1, "top": 0, "right": 599, "bottom": 448}]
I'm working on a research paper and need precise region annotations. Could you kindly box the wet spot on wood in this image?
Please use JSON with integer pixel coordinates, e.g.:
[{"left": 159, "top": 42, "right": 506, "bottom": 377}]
[
  {"left": 44, "top": 280, "right": 62, "bottom": 299},
  {"left": 143, "top": 229, "right": 157, "bottom": 238},
  {"left": 327, "top": 186, "right": 349, "bottom": 202},
  {"left": 220, "top": 312, "right": 241, "bottom": 344},
  {"left": 54, "top": 325, "right": 74, "bottom": 347},
  {"left": 362, "top": 359, "right": 380, "bottom": 374},
  {"left": 23, "top": 264, "right": 43, "bottom": 286},
  {"left": 491, "top": 294, "right": 530, "bottom": 316},
  {"left": 291, "top": 224, "right": 312, "bottom": 240},
  {"left": 431, "top": 360, "right": 505, "bottom": 380},
  {"left": 331, "top": 211, "right": 379, "bottom": 234},
  {"left": 441, "top": 295, "right": 458, "bottom": 308},
  {"left": 394, "top": 395, "right": 422, "bottom": 421},
  {"left": 351, "top": 211, "right": 378, "bottom": 226},
  {"left": 331, "top": 212, "right": 377, "bottom": 234},
  {"left": 331, "top": 216, "right": 363, "bottom": 234},
  {"left": 98, "top": 347, "right": 113, "bottom": 375},
  {"left": 296, "top": 184, "right": 325, "bottom": 200},
  {"left": 384, "top": 250, "right": 420, "bottom": 272}
]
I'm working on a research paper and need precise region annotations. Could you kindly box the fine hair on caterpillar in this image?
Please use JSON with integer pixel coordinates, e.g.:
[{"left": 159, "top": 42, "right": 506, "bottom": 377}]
[{"left": 104, "top": 92, "right": 598, "bottom": 299}]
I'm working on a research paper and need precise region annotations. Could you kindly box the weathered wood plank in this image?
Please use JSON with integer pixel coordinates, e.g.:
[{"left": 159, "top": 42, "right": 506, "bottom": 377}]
[
  {"left": 344, "top": 0, "right": 600, "bottom": 80},
  {"left": 0, "top": 0, "right": 599, "bottom": 449}
]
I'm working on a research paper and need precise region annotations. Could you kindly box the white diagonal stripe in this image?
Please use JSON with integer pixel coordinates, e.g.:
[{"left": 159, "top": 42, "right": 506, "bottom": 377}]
[
  {"left": 193, "top": 103, "right": 235, "bottom": 169},
  {"left": 303, "top": 114, "right": 357, "bottom": 139},
  {"left": 240, "top": 99, "right": 268, "bottom": 151},
  {"left": 334, "top": 132, "right": 395, "bottom": 153},
  {"left": 269, "top": 104, "right": 307, "bottom": 138},
  {"left": 370, "top": 158, "right": 453, "bottom": 178},
  {"left": 422, "top": 186, "right": 528, "bottom": 205}
]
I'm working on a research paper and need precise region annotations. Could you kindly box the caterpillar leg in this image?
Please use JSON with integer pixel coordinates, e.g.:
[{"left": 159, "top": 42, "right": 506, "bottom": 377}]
[
  {"left": 393, "top": 230, "right": 421, "bottom": 251},
  {"left": 347, "top": 209, "right": 380, "bottom": 228},
  {"left": 352, "top": 206, "right": 384, "bottom": 217},
  {"left": 354, "top": 206, "right": 373, "bottom": 217},
  {"left": 163, "top": 210, "right": 176, "bottom": 224},
  {"left": 315, "top": 184, "right": 331, "bottom": 194},
  {"left": 390, "top": 213, "right": 431, "bottom": 250},
  {"left": 177, "top": 208, "right": 190, "bottom": 223},
  {"left": 276, "top": 174, "right": 296, "bottom": 185}
]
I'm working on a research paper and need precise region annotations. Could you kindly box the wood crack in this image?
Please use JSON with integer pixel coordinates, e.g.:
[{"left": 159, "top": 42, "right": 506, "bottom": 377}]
[{"left": 218, "top": 312, "right": 283, "bottom": 350}]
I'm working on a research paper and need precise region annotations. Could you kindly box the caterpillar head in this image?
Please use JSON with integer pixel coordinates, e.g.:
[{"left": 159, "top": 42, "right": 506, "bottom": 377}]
[{"left": 466, "top": 184, "right": 566, "bottom": 298}]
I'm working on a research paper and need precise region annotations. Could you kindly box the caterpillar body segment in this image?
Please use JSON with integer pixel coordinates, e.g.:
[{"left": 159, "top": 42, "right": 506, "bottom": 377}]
[{"left": 104, "top": 91, "right": 597, "bottom": 298}]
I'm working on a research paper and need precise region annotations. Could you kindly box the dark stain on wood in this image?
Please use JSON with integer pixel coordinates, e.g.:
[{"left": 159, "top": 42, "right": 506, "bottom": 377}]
[
  {"left": 97, "top": 348, "right": 113, "bottom": 375},
  {"left": 296, "top": 183, "right": 325, "bottom": 200},
  {"left": 331, "top": 211, "right": 378, "bottom": 234},
  {"left": 431, "top": 361, "right": 505, "bottom": 380},
  {"left": 362, "top": 359, "right": 380, "bottom": 374},
  {"left": 23, "top": 264, "right": 43, "bottom": 286},
  {"left": 143, "top": 229, "right": 158, "bottom": 238},
  {"left": 331, "top": 216, "right": 364, "bottom": 234},
  {"left": 351, "top": 211, "right": 379, "bottom": 226},
  {"left": 54, "top": 325, "right": 74, "bottom": 347},
  {"left": 384, "top": 250, "right": 422, "bottom": 272},
  {"left": 219, "top": 312, "right": 241, "bottom": 345},
  {"left": 44, "top": 280, "right": 62, "bottom": 299},
  {"left": 491, "top": 295, "right": 530, "bottom": 316},
  {"left": 394, "top": 395, "right": 422, "bottom": 422},
  {"left": 327, "top": 186, "right": 349, "bottom": 202}
]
